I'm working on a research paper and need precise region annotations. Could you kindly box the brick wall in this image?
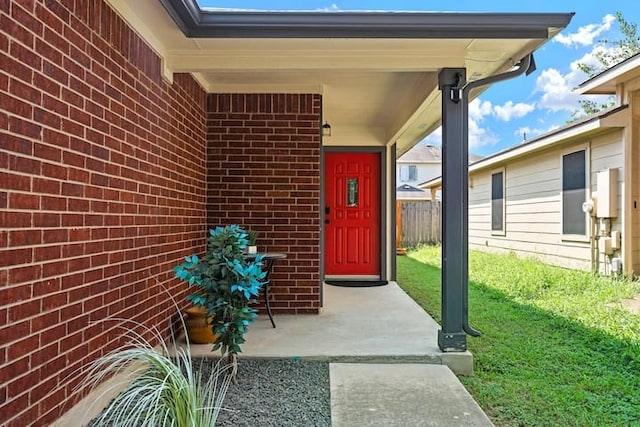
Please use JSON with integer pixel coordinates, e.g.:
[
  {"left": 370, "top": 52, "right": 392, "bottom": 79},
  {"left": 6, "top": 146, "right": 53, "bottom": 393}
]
[
  {"left": 0, "top": 1, "right": 207, "bottom": 425},
  {"left": 207, "top": 94, "right": 322, "bottom": 314}
]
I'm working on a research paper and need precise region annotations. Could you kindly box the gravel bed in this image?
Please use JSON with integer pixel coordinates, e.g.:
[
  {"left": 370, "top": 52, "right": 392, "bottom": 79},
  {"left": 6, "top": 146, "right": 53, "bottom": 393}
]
[
  {"left": 211, "top": 358, "right": 331, "bottom": 427},
  {"left": 90, "top": 358, "right": 331, "bottom": 426}
]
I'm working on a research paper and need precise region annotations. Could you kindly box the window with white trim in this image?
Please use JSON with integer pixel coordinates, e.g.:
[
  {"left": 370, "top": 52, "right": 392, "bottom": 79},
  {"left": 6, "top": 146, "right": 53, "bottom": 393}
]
[
  {"left": 491, "top": 170, "right": 504, "bottom": 233},
  {"left": 562, "top": 149, "right": 587, "bottom": 236}
]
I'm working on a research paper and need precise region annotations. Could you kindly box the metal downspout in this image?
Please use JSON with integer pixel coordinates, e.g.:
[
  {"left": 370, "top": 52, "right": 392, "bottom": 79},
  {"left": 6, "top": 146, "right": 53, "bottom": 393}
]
[{"left": 460, "top": 54, "right": 536, "bottom": 337}]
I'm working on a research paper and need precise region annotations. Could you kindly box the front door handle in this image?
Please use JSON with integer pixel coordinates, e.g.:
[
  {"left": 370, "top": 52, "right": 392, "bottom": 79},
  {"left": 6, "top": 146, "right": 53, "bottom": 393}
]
[{"left": 325, "top": 206, "right": 330, "bottom": 215}]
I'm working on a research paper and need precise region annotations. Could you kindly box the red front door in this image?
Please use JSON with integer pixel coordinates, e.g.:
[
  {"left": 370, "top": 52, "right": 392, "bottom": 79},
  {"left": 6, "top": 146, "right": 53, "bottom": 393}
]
[{"left": 325, "top": 152, "right": 380, "bottom": 276}]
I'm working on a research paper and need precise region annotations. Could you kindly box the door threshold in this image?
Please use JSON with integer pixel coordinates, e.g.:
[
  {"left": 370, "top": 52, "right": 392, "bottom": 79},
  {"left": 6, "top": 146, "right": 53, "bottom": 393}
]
[{"left": 325, "top": 279, "right": 388, "bottom": 287}]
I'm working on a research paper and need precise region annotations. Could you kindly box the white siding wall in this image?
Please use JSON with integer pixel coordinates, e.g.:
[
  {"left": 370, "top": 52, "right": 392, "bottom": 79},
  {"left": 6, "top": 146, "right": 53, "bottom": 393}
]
[
  {"left": 396, "top": 162, "right": 440, "bottom": 185},
  {"left": 469, "top": 130, "right": 624, "bottom": 273},
  {"left": 631, "top": 93, "right": 640, "bottom": 274}
]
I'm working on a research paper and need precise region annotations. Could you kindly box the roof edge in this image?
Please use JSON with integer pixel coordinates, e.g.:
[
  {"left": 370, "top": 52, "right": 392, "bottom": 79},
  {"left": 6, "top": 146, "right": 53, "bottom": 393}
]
[
  {"left": 160, "top": 1, "right": 574, "bottom": 39},
  {"left": 419, "top": 104, "right": 628, "bottom": 189},
  {"left": 578, "top": 53, "right": 640, "bottom": 95}
]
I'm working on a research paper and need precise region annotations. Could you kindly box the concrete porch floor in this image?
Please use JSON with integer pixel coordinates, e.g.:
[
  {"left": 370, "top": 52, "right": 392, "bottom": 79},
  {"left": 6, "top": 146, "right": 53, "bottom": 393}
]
[{"left": 190, "top": 281, "right": 473, "bottom": 375}]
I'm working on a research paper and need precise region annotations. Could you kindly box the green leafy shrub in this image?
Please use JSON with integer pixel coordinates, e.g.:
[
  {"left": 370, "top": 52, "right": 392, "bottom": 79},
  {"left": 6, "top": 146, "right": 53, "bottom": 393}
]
[{"left": 174, "top": 225, "right": 266, "bottom": 376}]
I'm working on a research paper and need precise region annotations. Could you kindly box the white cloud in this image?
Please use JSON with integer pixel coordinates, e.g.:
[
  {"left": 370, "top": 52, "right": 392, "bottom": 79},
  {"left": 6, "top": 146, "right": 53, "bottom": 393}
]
[
  {"left": 469, "top": 118, "right": 499, "bottom": 150},
  {"left": 318, "top": 4, "right": 340, "bottom": 11},
  {"left": 535, "top": 45, "right": 617, "bottom": 114},
  {"left": 469, "top": 98, "right": 492, "bottom": 121},
  {"left": 468, "top": 99, "right": 499, "bottom": 150},
  {"left": 554, "top": 14, "right": 615, "bottom": 48},
  {"left": 535, "top": 68, "right": 580, "bottom": 112},
  {"left": 494, "top": 101, "right": 535, "bottom": 121}
]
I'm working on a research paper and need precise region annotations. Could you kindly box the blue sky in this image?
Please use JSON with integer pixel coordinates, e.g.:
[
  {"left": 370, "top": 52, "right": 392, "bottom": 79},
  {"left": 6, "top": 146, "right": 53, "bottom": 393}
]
[{"left": 198, "top": 1, "right": 640, "bottom": 156}]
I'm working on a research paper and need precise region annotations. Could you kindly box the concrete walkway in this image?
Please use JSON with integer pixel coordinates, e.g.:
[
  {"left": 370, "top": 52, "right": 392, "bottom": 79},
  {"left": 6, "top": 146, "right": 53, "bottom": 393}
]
[
  {"left": 331, "top": 364, "right": 492, "bottom": 426},
  {"left": 189, "top": 282, "right": 491, "bottom": 426}
]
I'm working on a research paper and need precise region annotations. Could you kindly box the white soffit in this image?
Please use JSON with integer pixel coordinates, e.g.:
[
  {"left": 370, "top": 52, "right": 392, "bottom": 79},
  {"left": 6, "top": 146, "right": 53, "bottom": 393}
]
[{"left": 106, "top": 0, "right": 571, "bottom": 154}]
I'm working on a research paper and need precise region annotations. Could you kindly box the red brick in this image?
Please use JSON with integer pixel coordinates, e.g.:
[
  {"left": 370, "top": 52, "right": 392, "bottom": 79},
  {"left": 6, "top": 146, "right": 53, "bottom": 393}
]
[
  {"left": 40, "top": 230, "right": 65, "bottom": 247},
  {"left": 34, "top": 245, "right": 61, "bottom": 262},
  {"left": 9, "top": 155, "right": 41, "bottom": 175},
  {"left": 41, "top": 162, "right": 68, "bottom": 180},
  {"left": 8, "top": 193, "right": 39, "bottom": 210},
  {"left": 0, "top": 394, "right": 29, "bottom": 426},
  {"left": 9, "top": 77, "right": 41, "bottom": 104},
  {"left": 1, "top": 247, "right": 34, "bottom": 268},
  {"left": 42, "top": 260, "right": 67, "bottom": 277},
  {"left": 32, "top": 278, "right": 61, "bottom": 297},
  {"left": 31, "top": 177, "right": 60, "bottom": 194},
  {"left": 41, "top": 292, "right": 67, "bottom": 311},
  {"left": 33, "top": 212, "right": 60, "bottom": 227}
]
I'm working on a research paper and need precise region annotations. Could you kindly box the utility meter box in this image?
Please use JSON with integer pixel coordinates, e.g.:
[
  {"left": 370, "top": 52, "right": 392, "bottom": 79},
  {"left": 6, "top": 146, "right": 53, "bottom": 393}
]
[
  {"left": 596, "top": 168, "right": 618, "bottom": 218},
  {"left": 600, "top": 237, "right": 614, "bottom": 255},
  {"left": 611, "top": 230, "right": 621, "bottom": 250}
]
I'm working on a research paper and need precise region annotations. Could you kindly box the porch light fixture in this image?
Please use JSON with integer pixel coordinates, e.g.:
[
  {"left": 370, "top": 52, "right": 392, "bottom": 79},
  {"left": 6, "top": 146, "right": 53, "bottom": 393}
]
[{"left": 321, "top": 121, "right": 332, "bottom": 137}]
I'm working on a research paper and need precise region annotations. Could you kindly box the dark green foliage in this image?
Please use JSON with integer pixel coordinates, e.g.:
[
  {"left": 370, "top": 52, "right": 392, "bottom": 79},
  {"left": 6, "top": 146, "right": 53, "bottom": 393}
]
[
  {"left": 578, "top": 11, "right": 640, "bottom": 78},
  {"left": 246, "top": 230, "right": 258, "bottom": 246},
  {"left": 174, "top": 225, "right": 266, "bottom": 356},
  {"left": 573, "top": 11, "right": 640, "bottom": 118}
]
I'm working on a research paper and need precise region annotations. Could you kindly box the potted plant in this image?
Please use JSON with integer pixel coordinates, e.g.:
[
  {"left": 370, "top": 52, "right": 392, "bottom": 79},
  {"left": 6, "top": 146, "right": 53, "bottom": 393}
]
[{"left": 174, "top": 225, "right": 266, "bottom": 379}]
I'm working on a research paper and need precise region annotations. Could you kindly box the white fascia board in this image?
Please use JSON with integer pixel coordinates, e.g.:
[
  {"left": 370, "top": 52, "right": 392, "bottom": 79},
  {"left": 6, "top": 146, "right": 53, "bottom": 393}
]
[{"left": 578, "top": 55, "right": 640, "bottom": 95}]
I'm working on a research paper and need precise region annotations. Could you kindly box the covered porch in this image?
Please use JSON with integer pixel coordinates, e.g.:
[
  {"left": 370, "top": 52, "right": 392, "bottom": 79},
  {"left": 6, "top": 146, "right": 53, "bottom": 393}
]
[{"left": 0, "top": 1, "right": 573, "bottom": 424}]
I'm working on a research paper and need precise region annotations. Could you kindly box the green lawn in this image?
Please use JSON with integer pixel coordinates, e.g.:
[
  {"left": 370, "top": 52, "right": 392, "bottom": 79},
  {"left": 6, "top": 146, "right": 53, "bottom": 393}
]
[{"left": 397, "top": 246, "right": 640, "bottom": 427}]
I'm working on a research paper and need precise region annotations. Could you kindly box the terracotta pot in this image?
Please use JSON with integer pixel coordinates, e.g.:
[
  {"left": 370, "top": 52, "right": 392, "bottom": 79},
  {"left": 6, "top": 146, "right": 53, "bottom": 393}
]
[{"left": 184, "top": 306, "right": 216, "bottom": 344}]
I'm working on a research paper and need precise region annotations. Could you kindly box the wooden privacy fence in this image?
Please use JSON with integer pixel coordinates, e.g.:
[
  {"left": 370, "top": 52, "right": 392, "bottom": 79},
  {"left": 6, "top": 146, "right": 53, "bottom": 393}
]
[{"left": 396, "top": 200, "right": 441, "bottom": 251}]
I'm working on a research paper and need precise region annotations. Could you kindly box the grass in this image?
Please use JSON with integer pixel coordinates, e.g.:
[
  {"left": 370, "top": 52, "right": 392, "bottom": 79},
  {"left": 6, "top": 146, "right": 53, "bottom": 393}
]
[{"left": 397, "top": 246, "right": 640, "bottom": 427}]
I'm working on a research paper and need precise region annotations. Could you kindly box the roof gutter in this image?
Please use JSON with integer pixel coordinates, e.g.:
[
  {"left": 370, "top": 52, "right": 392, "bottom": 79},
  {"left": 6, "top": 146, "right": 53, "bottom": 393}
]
[{"left": 160, "top": 0, "right": 573, "bottom": 39}]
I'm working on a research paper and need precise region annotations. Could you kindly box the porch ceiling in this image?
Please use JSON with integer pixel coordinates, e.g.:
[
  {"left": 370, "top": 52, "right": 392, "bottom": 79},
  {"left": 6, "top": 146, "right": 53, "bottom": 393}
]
[{"left": 106, "top": 0, "right": 572, "bottom": 155}]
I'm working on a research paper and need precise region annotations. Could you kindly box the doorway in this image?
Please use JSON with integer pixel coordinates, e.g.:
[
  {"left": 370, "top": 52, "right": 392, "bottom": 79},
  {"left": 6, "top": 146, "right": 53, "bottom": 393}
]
[{"left": 324, "top": 151, "right": 381, "bottom": 277}]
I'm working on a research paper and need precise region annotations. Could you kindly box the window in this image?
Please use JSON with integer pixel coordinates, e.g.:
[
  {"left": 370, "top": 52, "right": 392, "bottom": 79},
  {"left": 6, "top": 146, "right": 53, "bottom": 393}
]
[
  {"left": 408, "top": 165, "right": 417, "bottom": 181},
  {"left": 562, "top": 150, "right": 587, "bottom": 236},
  {"left": 399, "top": 165, "right": 418, "bottom": 182},
  {"left": 491, "top": 170, "right": 504, "bottom": 232}
]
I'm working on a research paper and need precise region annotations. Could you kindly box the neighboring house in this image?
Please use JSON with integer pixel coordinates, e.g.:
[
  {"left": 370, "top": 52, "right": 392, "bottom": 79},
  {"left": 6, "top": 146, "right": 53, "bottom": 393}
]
[
  {"left": 397, "top": 144, "right": 442, "bottom": 186},
  {"left": 398, "top": 144, "right": 482, "bottom": 199},
  {"left": 422, "top": 53, "right": 640, "bottom": 277},
  {"left": 0, "top": 1, "right": 571, "bottom": 424},
  {"left": 397, "top": 143, "right": 483, "bottom": 184}
]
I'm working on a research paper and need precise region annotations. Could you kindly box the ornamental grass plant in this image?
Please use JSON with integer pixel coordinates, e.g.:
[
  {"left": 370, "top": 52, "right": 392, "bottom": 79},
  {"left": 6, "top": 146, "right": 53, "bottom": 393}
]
[{"left": 73, "top": 309, "right": 231, "bottom": 426}]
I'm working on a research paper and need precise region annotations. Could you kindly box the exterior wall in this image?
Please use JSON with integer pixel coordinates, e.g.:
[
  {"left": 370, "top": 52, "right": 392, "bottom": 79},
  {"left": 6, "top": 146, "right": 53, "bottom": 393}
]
[
  {"left": 1, "top": 2, "right": 207, "bottom": 425},
  {"left": 469, "top": 130, "right": 624, "bottom": 273},
  {"left": 206, "top": 94, "right": 321, "bottom": 314},
  {"left": 631, "top": 91, "right": 640, "bottom": 274}
]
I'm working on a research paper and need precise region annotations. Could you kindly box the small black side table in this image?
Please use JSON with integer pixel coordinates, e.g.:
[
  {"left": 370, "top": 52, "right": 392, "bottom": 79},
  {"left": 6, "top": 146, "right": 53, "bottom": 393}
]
[{"left": 244, "top": 252, "right": 286, "bottom": 328}]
